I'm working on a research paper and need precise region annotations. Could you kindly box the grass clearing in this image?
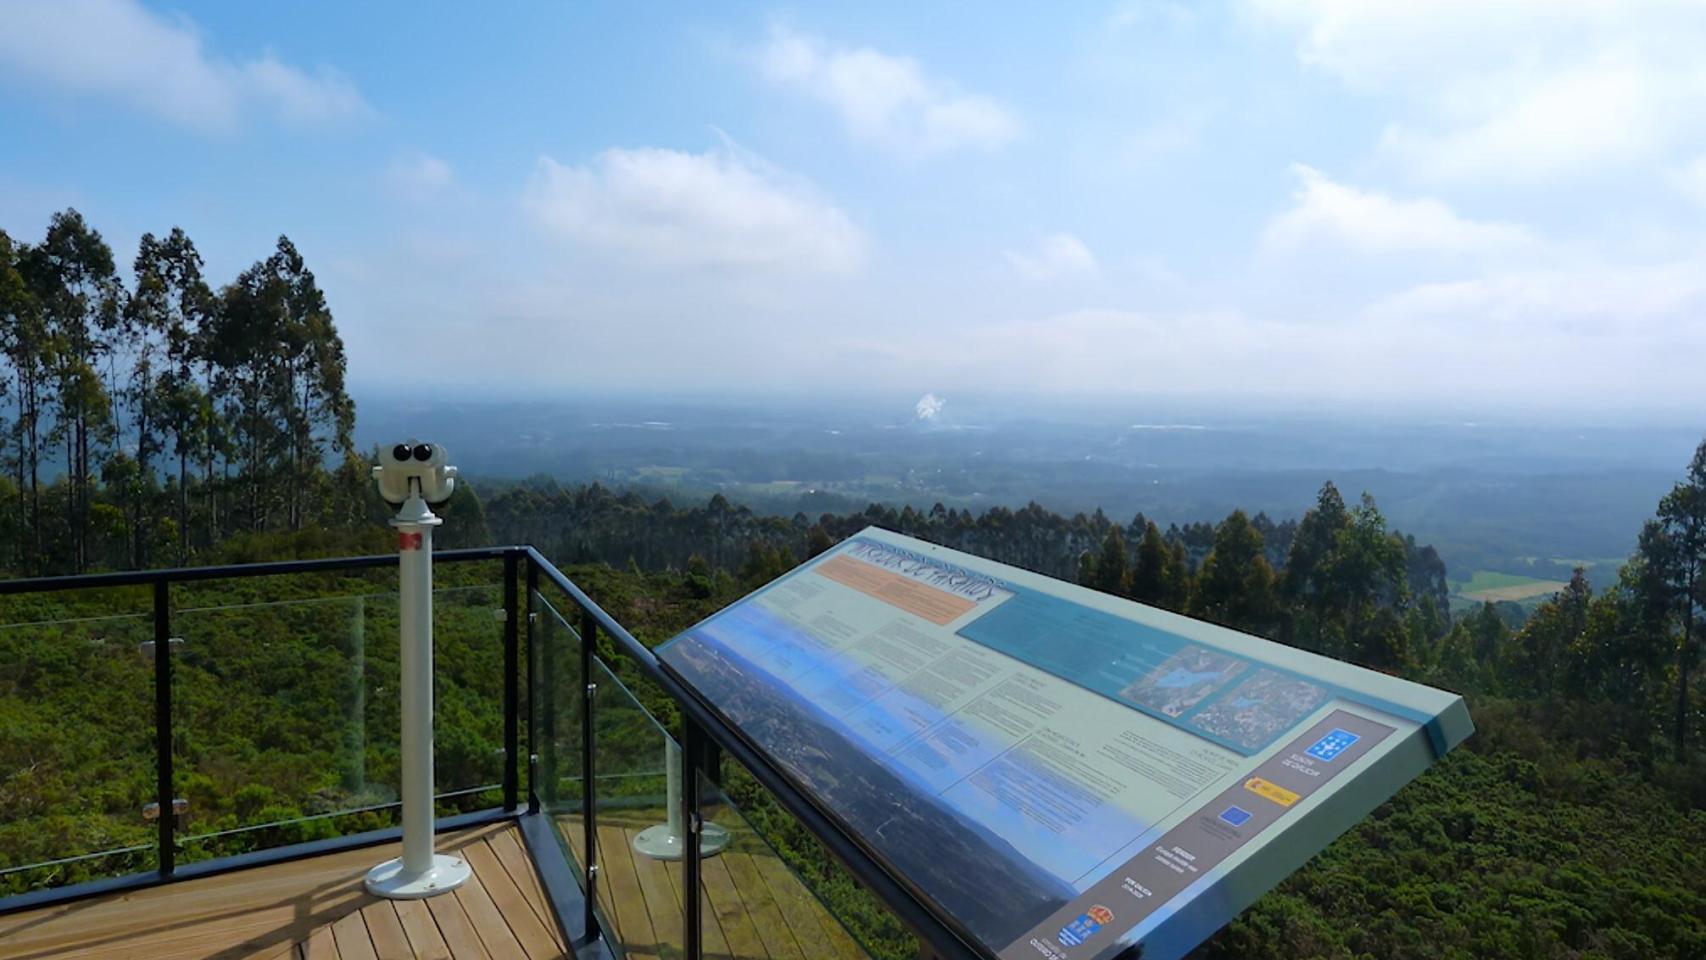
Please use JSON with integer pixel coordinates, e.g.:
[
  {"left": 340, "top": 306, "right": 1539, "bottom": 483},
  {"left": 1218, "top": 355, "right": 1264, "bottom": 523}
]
[{"left": 1451, "top": 569, "right": 1568, "bottom": 603}]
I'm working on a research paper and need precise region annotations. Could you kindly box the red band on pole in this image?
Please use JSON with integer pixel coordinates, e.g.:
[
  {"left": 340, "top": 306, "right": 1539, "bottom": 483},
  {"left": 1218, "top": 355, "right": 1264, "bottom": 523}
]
[{"left": 399, "top": 532, "right": 424, "bottom": 551}]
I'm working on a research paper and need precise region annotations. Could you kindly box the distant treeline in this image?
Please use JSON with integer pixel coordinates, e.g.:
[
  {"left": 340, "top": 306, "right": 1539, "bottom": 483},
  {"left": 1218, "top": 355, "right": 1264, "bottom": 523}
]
[
  {"left": 487, "top": 438, "right": 1706, "bottom": 768},
  {"left": 484, "top": 478, "right": 1448, "bottom": 666},
  {"left": 0, "top": 210, "right": 369, "bottom": 575}
]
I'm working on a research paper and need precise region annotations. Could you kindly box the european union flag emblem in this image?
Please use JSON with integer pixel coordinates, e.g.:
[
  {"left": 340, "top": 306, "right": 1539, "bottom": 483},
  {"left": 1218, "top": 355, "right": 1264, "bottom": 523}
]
[
  {"left": 1306, "top": 728, "right": 1360, "bottom": 762},
  {"left": 1219, "top": 805, "right": 1252, "bottom": 827}
]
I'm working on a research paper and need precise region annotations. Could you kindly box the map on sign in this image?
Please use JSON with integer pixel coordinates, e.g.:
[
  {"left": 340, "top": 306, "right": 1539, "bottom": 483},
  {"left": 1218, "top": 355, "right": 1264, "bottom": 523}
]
[{"left": 657, "top": 529, "right": 1473, "bottom": 960}]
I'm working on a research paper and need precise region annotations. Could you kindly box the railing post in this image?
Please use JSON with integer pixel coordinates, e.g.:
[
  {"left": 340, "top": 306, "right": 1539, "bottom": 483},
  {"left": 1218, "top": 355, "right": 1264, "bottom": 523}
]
[
  {"left": 503, "top": 551, "right": 520, "bottom": 813},
  {"left": 525, "top": 558, "right": 540, "bottom": 815},
  {"left": 682, "top": 720, "right": 705, "bottom": 960},
  {"left": 153, "top": 580, "right": 174, "bottom": 880},
  {"left": 580, "top": 607, "right": 599, "bottom": 941}
]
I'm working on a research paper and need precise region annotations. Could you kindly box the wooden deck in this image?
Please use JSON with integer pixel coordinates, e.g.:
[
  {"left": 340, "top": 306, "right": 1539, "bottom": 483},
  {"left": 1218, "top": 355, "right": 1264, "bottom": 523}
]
[
  {"left": 0, "top": 814, "right": 870, "bottom": 960},
  {"left": 0, "top": 823, "right": 567, "bottom": 960},
  {"left": 561, "top": 810, "right": 868, "bottom": 960}
]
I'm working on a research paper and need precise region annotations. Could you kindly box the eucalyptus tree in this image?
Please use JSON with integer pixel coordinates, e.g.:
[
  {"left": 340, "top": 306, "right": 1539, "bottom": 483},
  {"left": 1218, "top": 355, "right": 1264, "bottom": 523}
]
[
  {"left": 209, "top": 235, "right": 352, "bottom": 534},
  {"left": 1191, "top": 510, "right": 1278, "bottom": 636},
  {"left": 23, "top": 210, "right": 124, "bottom": 572},
  {"left": 128, "top": 229, "right": 214, "bottom": 564},
  {"left": 1652, "top": 441, "right": 1706, "bottom": 760},
  {"left": 0, "top": 228, "right": 44, "bottom": 570},
  {"left": 211, "top": 253, "right": 284, "bottom": 530},
  {"left": 131, "top": 228, "right": 213, "bottom": 560},
  {"left": 266, "top": 236, "right": 352, "bottom": 531}
]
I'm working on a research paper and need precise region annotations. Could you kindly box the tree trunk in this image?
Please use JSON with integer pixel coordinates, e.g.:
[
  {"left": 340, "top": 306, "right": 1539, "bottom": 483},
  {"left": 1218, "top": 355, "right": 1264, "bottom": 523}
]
[
  {"left": 1678, "top": 553, "right": 1698, "bottom": 762},
  {"left": 13, "top": 368, "right": 26, "bottom": 572},
  {"left": 77, "top": 413, "right": 89, "bottom": 572},
  {"left": 177, "top": 438, "right": 188, "bottom": 564},
  {"left": 26, "top": 374, "right": 39, "bottom": 574},
  {"left": 63, "top": 425, "right": 75, "bottom": 573},
  {"left": 134, "top": 393, "right": 149, "bottom": 569}
]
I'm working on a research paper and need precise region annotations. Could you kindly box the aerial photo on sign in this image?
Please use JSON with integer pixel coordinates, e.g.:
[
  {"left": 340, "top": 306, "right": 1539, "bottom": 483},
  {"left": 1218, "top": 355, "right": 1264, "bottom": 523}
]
[{"left": 659, "top": 528, "right": 1473, "bottom": 960}]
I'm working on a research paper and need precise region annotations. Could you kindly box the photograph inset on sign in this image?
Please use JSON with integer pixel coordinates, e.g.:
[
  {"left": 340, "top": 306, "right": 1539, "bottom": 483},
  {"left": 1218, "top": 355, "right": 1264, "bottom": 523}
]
[
  {"left": 1118, "top": 644, "right": 1249, "bottom": 718},
  {"left": 1186, "top": 669, "right": 1330, "bottom": 751}
]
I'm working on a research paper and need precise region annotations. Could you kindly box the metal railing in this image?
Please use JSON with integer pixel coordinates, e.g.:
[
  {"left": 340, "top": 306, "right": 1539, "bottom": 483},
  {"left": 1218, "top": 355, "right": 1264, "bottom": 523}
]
[{"left": 0, "top": 546, "right": 986, "bottom": 960}]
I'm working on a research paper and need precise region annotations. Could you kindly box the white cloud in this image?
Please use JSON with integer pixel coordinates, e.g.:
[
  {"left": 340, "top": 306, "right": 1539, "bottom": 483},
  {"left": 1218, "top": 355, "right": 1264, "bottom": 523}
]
[
  {"left": 1248, "top": 0, "right": 1706, "bottom": 182},
  {"left": 523, "top": 145, "right": 865, "bottom": 275},
  {"left": 828, "top": 261, "right": 1706, "bottom": 405},
  {"left": 1347, "top": 256, "right": 1706, "bottom": 403},
  {"left": 1365, "top": 258, "right": 1706, "bottom": 338},
  {"left": 1265, "top": 165, "right": 1534, "bottom": 257},
  {"left": 388, "top": 152, "right": 454, "bottom": 201},
  {"left": 758, "top": 26, "right": 1018, "bottom": 155},
  {"left": 0, "top": 0, "right": 365, "bottom": 133},
  {"left": 1004, "top": 233, "right": 1099, "bottom": 281}
]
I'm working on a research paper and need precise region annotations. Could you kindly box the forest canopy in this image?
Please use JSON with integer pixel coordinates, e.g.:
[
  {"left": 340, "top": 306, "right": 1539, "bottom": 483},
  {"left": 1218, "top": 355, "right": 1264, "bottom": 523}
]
[{"left": 0, "top": 209, "right": 366, "bottom": 577}]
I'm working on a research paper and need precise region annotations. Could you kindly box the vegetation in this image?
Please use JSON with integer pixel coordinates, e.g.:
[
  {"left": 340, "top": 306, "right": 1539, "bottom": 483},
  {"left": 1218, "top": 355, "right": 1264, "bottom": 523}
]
[
  {"left": 556, "top": 468, "right": 1706, "bottom": 960},
  {"left": 3, "top": 210, "right": 1704, "bottom": 957}
]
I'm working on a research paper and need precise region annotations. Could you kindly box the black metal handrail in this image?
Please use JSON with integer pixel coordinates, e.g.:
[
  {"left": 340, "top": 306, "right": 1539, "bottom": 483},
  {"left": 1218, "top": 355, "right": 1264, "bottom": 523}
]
[{"left": 0, "top": 546, "right": 987, "bottom": 960}]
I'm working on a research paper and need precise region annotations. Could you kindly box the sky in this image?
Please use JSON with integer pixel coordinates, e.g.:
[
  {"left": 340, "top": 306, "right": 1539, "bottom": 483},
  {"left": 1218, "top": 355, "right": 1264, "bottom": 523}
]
[{"left": 2, "top": 0, "right": 1705, "bottom": 416}]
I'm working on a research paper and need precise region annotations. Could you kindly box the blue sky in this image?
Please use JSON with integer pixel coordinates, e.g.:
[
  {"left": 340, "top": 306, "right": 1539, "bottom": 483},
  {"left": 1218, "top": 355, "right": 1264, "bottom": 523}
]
[{"left": 3, "top": 1, "right": 1704, "bottom": 414}]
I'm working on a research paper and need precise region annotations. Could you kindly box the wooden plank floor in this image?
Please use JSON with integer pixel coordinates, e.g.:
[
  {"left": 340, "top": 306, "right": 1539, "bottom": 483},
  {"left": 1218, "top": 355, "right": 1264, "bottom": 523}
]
[
  {"left": 560, "top": 811, "right": 868, "bottom": 960},
  {"left": 0, "top": 823, "right": 569, "bottom": 960}
]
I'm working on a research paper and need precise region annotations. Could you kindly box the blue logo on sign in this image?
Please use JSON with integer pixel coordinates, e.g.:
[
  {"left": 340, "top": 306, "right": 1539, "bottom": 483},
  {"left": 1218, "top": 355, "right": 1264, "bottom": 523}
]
[
  {"left": 1219, "top": 805, "right": 1252, "bottom": 827},
  {"left": 1057, "top": 907, "right": 1111, "bottom": 947},
  {"left": 1306, "top": 728, "right": 1360, "bottom": 762}
]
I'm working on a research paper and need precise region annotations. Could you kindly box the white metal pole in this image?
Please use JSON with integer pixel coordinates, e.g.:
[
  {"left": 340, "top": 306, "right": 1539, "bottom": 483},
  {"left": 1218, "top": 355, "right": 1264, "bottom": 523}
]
[
  {"left": 397, "top": 496, "right": 437, "bottom": 876},
  {"left": 633, "top": 739, "right": 730, "bottom": 861},
  {"left": 365, "top": 479, "right": 470, "bottom": 899}
]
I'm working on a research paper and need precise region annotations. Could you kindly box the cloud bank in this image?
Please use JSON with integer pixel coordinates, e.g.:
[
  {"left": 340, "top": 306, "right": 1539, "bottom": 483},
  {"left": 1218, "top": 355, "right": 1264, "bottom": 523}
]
[{"left": 0, "top": 0, "right": 366, "bottom": 133}]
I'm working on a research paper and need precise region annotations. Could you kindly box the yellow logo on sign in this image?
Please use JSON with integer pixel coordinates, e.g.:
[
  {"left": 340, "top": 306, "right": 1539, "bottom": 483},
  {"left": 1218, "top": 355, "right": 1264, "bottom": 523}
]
[{"left": 1245, "top": 777, "right": 1300, "bottom": 807}]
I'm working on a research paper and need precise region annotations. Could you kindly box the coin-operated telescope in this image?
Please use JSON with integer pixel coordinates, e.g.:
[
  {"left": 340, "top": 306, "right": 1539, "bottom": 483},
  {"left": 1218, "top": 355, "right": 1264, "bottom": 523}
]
[
  {"left": 375, "top": 441, "right": 457, "bottom": 509},
  {"left": 365, "top": 441, "right": 471, "bottom": 899}
]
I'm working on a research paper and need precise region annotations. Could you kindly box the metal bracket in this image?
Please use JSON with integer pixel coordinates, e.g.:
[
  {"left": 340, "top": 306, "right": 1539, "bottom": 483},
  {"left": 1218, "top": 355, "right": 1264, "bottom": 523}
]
[
  {"left": 689, "top": 812, "right": 702, "bottom": 835},
  {"left": 138, "top": 638, "right": 184, "bottom": 658},
  {"left": 585, "top": 682, "right": 597, "bottom": 701},
  {"left": 142, "top": 798, "right": 189, "bottom": 821}
]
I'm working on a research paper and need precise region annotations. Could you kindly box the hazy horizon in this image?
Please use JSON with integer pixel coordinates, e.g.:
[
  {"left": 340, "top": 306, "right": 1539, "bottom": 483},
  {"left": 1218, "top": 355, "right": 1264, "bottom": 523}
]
[{"left": 3, "top": 1, "right": 1706, "bottom": 415}]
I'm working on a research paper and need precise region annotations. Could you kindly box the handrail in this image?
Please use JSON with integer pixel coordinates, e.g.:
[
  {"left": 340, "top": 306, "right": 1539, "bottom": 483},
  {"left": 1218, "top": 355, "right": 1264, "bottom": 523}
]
[
  {"left": 0, "top": 545, "right": 986, "bottom": 960},
  {"left": 0, "top": 545, "right": 519, "bottom": 594},
  {"left": 522, "top": 545, "right": 660, "bottom": 670},
  {"left": 523, "top": 544, "right": 986, "bottom": 959}
]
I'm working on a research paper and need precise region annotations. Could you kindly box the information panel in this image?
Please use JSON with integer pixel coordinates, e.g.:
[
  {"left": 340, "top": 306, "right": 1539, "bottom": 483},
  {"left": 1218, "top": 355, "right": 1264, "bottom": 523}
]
[{"left": 658, "top": 528, "right": 1472, "bottom": 960}]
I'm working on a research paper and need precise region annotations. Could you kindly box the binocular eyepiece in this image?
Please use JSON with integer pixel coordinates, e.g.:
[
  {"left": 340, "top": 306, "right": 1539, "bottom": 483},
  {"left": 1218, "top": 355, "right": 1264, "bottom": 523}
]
[{"left": 374, "top": 439, "right": 457, "bottom": 506}]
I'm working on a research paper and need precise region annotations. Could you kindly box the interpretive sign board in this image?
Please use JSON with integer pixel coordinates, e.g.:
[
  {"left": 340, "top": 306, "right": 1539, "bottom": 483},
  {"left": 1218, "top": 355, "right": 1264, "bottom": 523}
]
[{"left": 657, "top": 528, "right": 1472, "bottom": 960}]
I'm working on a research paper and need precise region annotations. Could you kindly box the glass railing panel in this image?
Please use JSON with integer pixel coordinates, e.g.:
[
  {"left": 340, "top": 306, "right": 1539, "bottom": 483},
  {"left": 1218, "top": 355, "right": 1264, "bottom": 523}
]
[
  {"left": 531, "top": 592, "right": 585, "bottom": 838},
  {"left": 172, "top": 578, "right": 506, "bottom": 863},
  {"left": 0, "top": 605, "right": 157, "bottom": 894},
  {"left": 590, "top": 655, "right": 684, "bottom": 958},
  {"left": 430, "top": 581, "right": 507, "bottom": 808},
  {"left": 353, "top": 563, "right": 509, "bottom": 814},
  {"left": 704, "top": 760, "right": 910, "bottom": 960},
  {"left": 173, "top": 592, "right": 381, "bottom": 861}
]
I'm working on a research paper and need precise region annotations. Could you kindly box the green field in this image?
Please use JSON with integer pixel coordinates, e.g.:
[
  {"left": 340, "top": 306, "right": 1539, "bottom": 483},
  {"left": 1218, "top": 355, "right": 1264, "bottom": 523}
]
[{"left": 1449, "top": 570, "right": 1568, "bottom": 605}]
